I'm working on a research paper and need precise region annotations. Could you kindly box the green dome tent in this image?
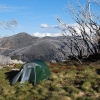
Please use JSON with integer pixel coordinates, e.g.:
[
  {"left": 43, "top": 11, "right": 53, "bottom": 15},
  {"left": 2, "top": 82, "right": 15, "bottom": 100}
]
[{"left": 11, "top": 60, "right": 51, "bottom": 85}]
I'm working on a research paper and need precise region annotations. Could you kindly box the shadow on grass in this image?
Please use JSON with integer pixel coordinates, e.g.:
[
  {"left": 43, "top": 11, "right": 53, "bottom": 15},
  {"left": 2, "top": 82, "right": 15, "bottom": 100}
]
[
  {"left": 5, "top": 70, "right": 20, "bottom": 83},
  {"left": 96, "top": 69, "right": 100, "bottom": 75}
]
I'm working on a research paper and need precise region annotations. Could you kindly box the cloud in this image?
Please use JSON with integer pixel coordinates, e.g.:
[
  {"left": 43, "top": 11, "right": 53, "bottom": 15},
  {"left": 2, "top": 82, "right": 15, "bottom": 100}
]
[
  {"left": 53, "top": 24, "right": 66, "bottom": 29},
  {"left": 53, "top": 23, "right": 90, "bottom": 35},
  {"left": 40, "top": 23, "right": 50, "bottom": 28},
  {"left": 68, "top": 23, "right": 91, "bottom": 35},
  {"left": 40, "top": 23, "right": 91, "bottom": 36},
  {"left": 33, "top": 32, "right": 62, "bottom": 37},
  {"left": 40, "top": 23, "right": 67, "bottom": 30},
  {"left": 0, "top": 4, "right": 26, "bottom": 12}
]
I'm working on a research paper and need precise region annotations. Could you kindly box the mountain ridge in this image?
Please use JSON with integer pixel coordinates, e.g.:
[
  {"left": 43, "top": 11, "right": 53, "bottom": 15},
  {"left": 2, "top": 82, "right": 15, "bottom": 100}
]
[
  {"left": 0, "top": 32, "right": 67, "bottom": 62},
  {"left": 0, "top": 32, "right": 94, "bottom": 62}
]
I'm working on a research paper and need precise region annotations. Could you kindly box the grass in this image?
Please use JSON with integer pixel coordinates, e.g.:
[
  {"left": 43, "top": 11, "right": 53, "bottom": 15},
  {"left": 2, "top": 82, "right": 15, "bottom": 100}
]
[{"left": 0, "top": 61, "right": 100, "bottom": 100}]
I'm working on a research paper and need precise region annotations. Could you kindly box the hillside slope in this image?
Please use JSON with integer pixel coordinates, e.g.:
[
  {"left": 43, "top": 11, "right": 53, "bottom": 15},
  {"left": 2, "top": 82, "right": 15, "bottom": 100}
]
[{"left": 0, "top": 32, "right": 96, "bottom": 62}]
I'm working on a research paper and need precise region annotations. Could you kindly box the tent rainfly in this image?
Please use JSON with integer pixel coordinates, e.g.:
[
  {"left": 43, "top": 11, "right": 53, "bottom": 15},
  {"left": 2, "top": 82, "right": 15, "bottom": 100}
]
[{"left": 11, "top": 60, "right": 51, "bottom": 85}]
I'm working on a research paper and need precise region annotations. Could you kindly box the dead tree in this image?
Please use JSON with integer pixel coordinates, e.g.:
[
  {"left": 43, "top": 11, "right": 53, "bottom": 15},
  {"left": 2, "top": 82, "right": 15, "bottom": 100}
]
[
  {"left": 57, "top": 0, "right": 100, "bottom": 63},
  {"left": 0, "top": 7, "right": 18, "bottom": 52},
  {"left": 0, "top": 6, "right": 18, "bottom": 31},
  {"left": 0, "top": 19, "right": 18, "bottom": 30}
]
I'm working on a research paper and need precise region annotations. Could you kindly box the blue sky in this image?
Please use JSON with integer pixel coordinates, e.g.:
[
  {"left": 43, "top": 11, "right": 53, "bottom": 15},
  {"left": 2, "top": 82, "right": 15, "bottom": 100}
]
[{"left": 0, "top": 0, "right": 96, "bottom": 37}]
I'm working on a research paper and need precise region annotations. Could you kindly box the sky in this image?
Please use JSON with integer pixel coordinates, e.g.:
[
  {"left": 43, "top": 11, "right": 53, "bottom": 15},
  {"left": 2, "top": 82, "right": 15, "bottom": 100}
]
[{"left": 0, "top": 0, "right": 97, "bottom": 37}]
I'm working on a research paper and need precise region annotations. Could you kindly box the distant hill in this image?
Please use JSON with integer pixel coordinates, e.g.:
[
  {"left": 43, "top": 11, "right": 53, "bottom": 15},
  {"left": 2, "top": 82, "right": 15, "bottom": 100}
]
[
  {"left": 0, "top": 32, "right": 39, "bottom": 49},
  {"left": 0, "top": 32, "right": 96, "bottom": 62},
  {"left": 0, "top": 32, "right": 67, "bottom": 62}
]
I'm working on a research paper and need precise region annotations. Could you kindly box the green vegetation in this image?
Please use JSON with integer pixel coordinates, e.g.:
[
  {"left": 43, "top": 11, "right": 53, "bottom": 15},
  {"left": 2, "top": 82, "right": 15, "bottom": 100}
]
[{"left": 0, "top": 61, "right": 100, "bottom": 100}]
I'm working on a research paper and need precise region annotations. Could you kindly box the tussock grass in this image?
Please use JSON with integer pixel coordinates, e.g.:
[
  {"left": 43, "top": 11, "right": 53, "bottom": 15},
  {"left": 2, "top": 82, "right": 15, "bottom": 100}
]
[{"left": 0, "top": 60, "right": 100, "bottom": 99}]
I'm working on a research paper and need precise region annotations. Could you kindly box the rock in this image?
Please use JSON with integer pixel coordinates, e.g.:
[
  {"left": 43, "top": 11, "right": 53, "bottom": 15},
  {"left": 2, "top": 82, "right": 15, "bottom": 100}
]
[
  {"left": 50, "top": 60, "right": 56, "bottom": 63},
  {"left": 10, "top": 59, "right": 25, "bottom": 64}
]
